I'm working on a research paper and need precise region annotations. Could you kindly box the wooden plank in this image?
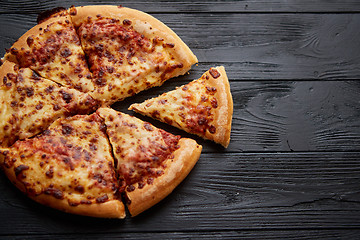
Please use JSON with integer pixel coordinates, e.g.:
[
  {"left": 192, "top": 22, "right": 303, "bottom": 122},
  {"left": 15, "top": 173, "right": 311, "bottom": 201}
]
[
  {"left": 1, "top": 13, "right": 359, "bottom": 80},
  {"left": 113, "top": 80, "right": 360, "bottom": 153},
  {"left": 0, "top": 152, "right": 359, "bottom": 235},
  {"left": 2, "top": 229, "right": 360, "bottom": 239},
  {"left": 226, "top": 81, "right": 360, "bottom": 152},
  {"left": 0, "top": 15, "right": 359, "bottom": 152},
  {"left": 1, "top": 0, "right": 360, "bottom": 14}
]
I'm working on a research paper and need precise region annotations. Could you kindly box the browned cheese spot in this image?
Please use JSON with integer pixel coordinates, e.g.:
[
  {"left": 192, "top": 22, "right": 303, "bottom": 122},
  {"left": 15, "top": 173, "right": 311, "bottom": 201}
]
[
  {"left": 211, "top": 97, "right": 218, "bottom": 108},
  {"left": 123, "top": 19, "right": 132, "bottom": 25},
  {"left": 209, "top": 68, "right": 220, "bottom": 79},
  {"left": 209, "top": 125, "right": 216, "bottom": 134},
  {"left": 26, "top": 36, "right": 34, "bottom": 47},
  {"left": 96, "top": 194, "right": 109, "bottom": 203},
  {"left": 62, "top": 124, "right": 73, "bottom": 135},
  {"left": 144, "top": 123, "right": 154, "bottom": 131},
  {"left": 14, "top": 164, "right": 29, "bottom": 178}
]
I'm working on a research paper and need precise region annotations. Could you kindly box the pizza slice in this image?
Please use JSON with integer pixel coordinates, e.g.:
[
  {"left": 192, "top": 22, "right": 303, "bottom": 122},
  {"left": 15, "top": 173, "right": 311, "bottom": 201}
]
[
  {"left": 3, "top": 8, "right": 95, "bottom": 92},
  {"left": 97, "top": 107, "right": 202, "bottom": 216},
  {"left": 0, "top": 61, "right": 99, "bottom": 147},
  {"left": 129, "top": 66, "right": 233, "bottom": 148},
  {"left": 70, "top": 5, "right": 198, "bottom": 105},
  {"left": 0, "top": 113, "right": 125, "bottom": 218}
]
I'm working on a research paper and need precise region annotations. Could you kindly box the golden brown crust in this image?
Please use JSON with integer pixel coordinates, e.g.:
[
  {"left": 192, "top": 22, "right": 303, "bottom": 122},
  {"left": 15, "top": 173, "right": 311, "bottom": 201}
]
[
  {"left": 70, "top": 5, "right": 198, "bottom": 76},
  {"left": 0, "top": 153, "right": 124, "bottom": 218},
  {"left": 0, "top": 147, "right": 27, "bottom": 192},
  {"left": 0, "top": 60, "right": 17, "bottom": 77},
  {"left": 1, "top": 162, "right": 125, "bottom": 218},
  {"left": 205, "top": 66, "right": 233, "bottom": 147},
  {"left": 28, "top": 195, "right": 125, "bottom": 218},
  {"left": 126, "top": 138, "right": 202, "bottom": 217}
]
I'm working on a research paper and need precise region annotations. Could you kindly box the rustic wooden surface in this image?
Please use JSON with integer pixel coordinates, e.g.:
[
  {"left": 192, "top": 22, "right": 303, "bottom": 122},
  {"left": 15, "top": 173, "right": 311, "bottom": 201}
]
[{"left": 1, "top": 1, "right": 360, "bottom": 239}]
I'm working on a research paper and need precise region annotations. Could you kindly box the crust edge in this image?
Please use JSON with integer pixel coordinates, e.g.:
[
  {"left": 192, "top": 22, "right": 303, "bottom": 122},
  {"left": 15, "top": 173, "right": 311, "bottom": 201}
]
[
  {"left": 126, "top": 138, "right": 202, "bottom": 217},
  {"left": 0, "top": 60, "right": 17, "bottom": 79},
  {"left": 33, "top": 195, "right": 126, "bottom": 219},
  {"left": 206, "top": 66, "right": 233, "bottom": 148}
]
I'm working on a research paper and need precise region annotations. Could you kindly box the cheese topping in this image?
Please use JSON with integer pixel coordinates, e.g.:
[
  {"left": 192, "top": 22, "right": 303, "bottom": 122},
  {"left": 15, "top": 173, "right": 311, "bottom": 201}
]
[
  {"left": 6, "top": 14, "right": 94, "bottom": 92},
  {"left": 97, "top": 108, "right": 180, "bottom": 192},
  {"left": 130, "top": 68, "right": 221, "bottom": 137},
  {"left": 78, "top": 17, "right": 184, "bottom": 104},
  {"left": 0, "top": 61, "right": 98, "bottom": 147},
  {"left": 2, "top": 114, "right": 119, "bottom": 206}
]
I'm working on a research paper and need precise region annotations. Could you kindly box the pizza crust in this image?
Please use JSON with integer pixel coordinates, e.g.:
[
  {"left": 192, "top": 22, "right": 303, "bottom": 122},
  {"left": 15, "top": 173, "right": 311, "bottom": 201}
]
[
  {"left": 0, "top": 60, "right": 17, "bottom": 75},
  {"left": 1, "top": 163, "right": 125, "bottom": 218},
  {"left": 70, "top": 5, "right": 198, "bottom": 77},
  {"left": 27, "top": 194, "right": 125, "bottom": 219},
  {"left": 204, "top": 66, "right": 233, "bottom": 148},
  {"left": 126, "top": 138, "right": 202, "bottom": 217}
]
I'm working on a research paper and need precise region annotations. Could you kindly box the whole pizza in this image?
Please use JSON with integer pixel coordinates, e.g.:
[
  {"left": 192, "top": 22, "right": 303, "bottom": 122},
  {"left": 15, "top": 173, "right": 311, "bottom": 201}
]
[{"left": 0, "top": 5, "right": 233, "bottom": 218}]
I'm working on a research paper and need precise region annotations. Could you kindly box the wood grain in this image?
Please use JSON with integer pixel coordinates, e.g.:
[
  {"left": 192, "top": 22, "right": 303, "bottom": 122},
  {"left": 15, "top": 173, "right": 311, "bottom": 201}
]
[
  {"left": 114, "top": 80, "right": 360, "bottom": 153},
  {"left": 0, "top": 152, "right": 359, "bottom": 235},
  {"left": 1, "top": 14, "right": 359, "bottom": 80},
  {"left": 0, "top": 1, "right": 359, "bottom": 238},
  {"left": 2, "top": 230, "right": 360, "bottom": 240},
  {"left": 1, "top": 0, "right": 360, "bottom": 14}
]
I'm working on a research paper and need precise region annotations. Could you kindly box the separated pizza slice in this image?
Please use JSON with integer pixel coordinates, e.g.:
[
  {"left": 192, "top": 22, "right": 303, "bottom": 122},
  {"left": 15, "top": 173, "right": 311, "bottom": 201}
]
[
  {"left": 70, "top": 5, "right": 198, "bottom": 105},
  {"left": 0, "top": 113, "right": 125, "bottom": 218},
  {"left": 0, "top": 61, "right": 99, "bottom": 147},
  {"left": 3, "top": 8, "right": 94, "bottom": 92},
  {"left": 97, "top": 107, "right": 202, "bottom": 216},
  {"left": 129, "top": 66, "right": 233, "bottom": 148}
]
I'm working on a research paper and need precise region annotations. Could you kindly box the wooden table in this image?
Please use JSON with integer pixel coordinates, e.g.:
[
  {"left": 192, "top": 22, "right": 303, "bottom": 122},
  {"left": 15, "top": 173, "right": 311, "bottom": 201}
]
[{"left": 1, "top": 1, "right": 360, "bottom": 239}]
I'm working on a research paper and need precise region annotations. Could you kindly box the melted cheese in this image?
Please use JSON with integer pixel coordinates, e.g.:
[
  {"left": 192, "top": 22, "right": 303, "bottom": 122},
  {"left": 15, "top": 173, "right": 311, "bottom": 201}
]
[
  {"left": 130, "top": 68, "right": 220, "bottom": 137},
  {"left": 97, "top": 107, "right": 180, "bottom": 192},
  {"left": 5, "top": 15, "right": 94, "bottom": 92},
  {"left": 2, "top": 114, "right": 118, "bottom": 206},
  {"left": 78, "top": 18, "right": 184, "bottom": 104},
  {"left": 0, "top": 84, "right": 19, "bottom": 147},
  {"left": 0, "top": 61, "right": 98, "bottom": 147}
]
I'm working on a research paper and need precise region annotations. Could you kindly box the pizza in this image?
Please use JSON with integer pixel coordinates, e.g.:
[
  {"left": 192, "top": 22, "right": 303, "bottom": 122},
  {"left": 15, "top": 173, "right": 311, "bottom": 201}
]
[
  {"left": 70, "top": 5, "right": 198, "bottom": 105},
  {"left": 0, "top": 109, "right": 201, "bottom": 218},
  {"left": 129, "top": 66, "right": 233, "bottom": 147},
  {"left": 97, "top": 107, "right": 202, "bottom": 216},
  {"left": 0, "top": 5, "right": 231, "bottom": 218},
  {"left": 0, "top": 60, "right": 99, "bottom": 147},
  {"left": 4, "top": 8, "right": 95, "bottom": 92},
  {"left": 0, "top": 113, "right": 126, "bottom": 218}
]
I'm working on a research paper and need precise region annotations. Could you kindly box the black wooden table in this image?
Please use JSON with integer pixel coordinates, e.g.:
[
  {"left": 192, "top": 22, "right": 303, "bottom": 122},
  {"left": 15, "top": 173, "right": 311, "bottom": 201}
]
[{"left": 1, "top": 1, "right": 360, "bottom": 239}]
